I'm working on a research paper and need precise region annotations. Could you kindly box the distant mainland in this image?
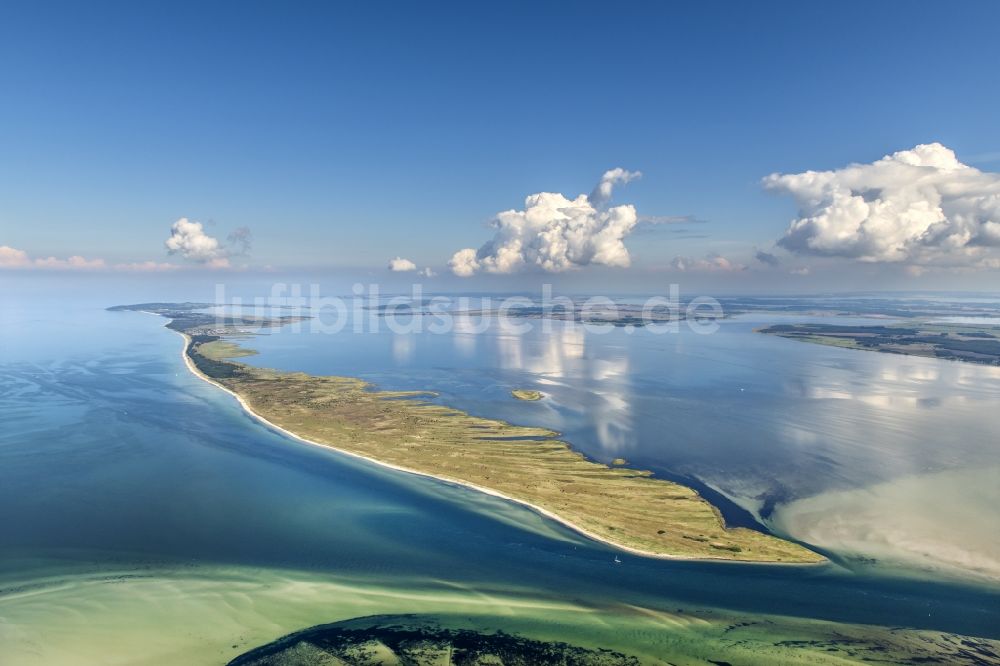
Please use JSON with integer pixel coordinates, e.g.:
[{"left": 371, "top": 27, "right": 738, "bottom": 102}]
[{"left": 759, "top": 322, "right": 1000, "bottom": 365}]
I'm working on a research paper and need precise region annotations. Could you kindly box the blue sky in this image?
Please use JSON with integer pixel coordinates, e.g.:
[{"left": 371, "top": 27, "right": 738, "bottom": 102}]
[{"left": 2, "top": 1, "right": 1000, "bottom": 291}]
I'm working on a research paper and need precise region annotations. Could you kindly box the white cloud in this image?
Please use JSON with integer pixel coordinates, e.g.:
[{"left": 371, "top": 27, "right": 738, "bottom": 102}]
[
  {"left": 0, "top": 245, "right": 195, "bottom": 272},
  {"left": 2, "top": 221, "right": 247, "bottom": 272},
  {"left": 165, "top": 218, "right": 223, "bottom": 262},
  {"left": 666, "top": 253, "right": 745, "bottom": 272},
  {"left": 163, "top": 218, "right": 252, "bottom": 267},
  {"left": 0, "top": 246, "right": 108, "bottom": 270},
  {"left": 449, "top": 168, "right": 642, "bottom": 276},
  {"left": 33, "top": 255, "right": 107, "bottom": 270},
  {"left": 766, "top": 143, "right": 1000, "bottom": 268},
  {"left": 0, "top": 246, "right": 30, "bottom": 267},
  {"left": 448, "top": 248, "right": 480, "bottom": 277},
  {"left": 589, "top": 168, "right": 642, "bottom": 207},
  {"left": 388, "top": 256, "right": 417, "bottom": 272},
  {"left": 388, "top": 256, "right": 437, "bottom": 277}
]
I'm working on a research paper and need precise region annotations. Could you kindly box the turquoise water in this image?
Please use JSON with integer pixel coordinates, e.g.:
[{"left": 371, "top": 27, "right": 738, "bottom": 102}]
[{"left": 1, "top": 293, "right": 999, "bottom": 663}]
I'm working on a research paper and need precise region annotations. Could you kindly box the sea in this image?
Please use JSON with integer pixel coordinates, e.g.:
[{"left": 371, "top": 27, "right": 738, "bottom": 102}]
[{"left": 1, "top": 284, "right": 998, "bottom": 663}]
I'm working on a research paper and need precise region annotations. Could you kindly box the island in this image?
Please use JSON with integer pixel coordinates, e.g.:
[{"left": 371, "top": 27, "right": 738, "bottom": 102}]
[
  {"left": 111, "top": 303, "right": 823, "bottom": 564},
  {"left": 227, "top": 612, "right": 1000, "bottom": 666},
  {"left": 511, "top": 389, "right": 543, "bottom": 401},
  {"left": 228, "top": 615, "right": 641, "bottom": 666},
  {"left": 759, "top": 322, "right": 1000, "bottom": 365}
]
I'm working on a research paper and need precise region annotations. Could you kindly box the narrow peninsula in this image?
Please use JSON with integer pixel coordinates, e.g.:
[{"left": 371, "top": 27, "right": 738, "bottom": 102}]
[
  {"left": 759, "top": 322, "right": 1000, "bottom": 365},
  {"left": 112, "top": 303, "right": 823, "bottom": 564}
]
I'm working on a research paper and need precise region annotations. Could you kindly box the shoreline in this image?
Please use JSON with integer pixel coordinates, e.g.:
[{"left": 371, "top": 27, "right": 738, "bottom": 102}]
[{"left": 176, "top": 330, "right": 824, "bottom": 567}]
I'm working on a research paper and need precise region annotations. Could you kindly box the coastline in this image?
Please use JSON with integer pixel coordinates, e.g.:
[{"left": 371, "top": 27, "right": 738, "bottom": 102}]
[
  {"left": 756, "top": 323, "right": 1000, "bottom": 367},
  {"left": 176, "top": 330, "right": 825, "bottom": 566}
]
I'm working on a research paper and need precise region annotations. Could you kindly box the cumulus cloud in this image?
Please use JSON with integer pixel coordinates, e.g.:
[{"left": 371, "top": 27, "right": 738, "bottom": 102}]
[
  {"left": 388, "top": 256, "right": 436, "bottom": 277},
  {"left": 163, "top": 218, "right": 253, "bottom": 267},
  {"left": 0, "top": 246, "right": 108, "bottom": 270},
  {"left": 0, "top": 246, "right": 30, "bottom": 267},
  {"left": 388, "top": 256, "right": 418, "bottom": 272},
  {"left": 0, "top": 245, "right": 193, "bottom": 272},
  {"left": 33, "top": 255, "right": 107, "bottom": 269},
  {"left": 165, "top": 218, "right": 223, "bottom": 262},
  {"left": 449, "top": 168, "right": 642, "bottom": 276},
  {"left": 449, "top": 248, "right": 480, "bottom": 277},
  {"left": 667, "top": 253, "right": 746, "bottom": 272},
  {"left": 766, "top": 143, "right": 1000, "bottom": 268}
]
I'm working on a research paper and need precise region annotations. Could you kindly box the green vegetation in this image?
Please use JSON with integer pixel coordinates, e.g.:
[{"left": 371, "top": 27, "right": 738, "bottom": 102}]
[
  {"left": 230, "top": 612, "right": 1000, "bottom": 666},
  {"left": 511, "top": 389, "right": 543, "bottom": 401},
  {"left": 196, "top": 339, "right": 259, "bottom": 361},
  {"left": 229, "top": 617, "right": 641, "bottom": 665}
]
